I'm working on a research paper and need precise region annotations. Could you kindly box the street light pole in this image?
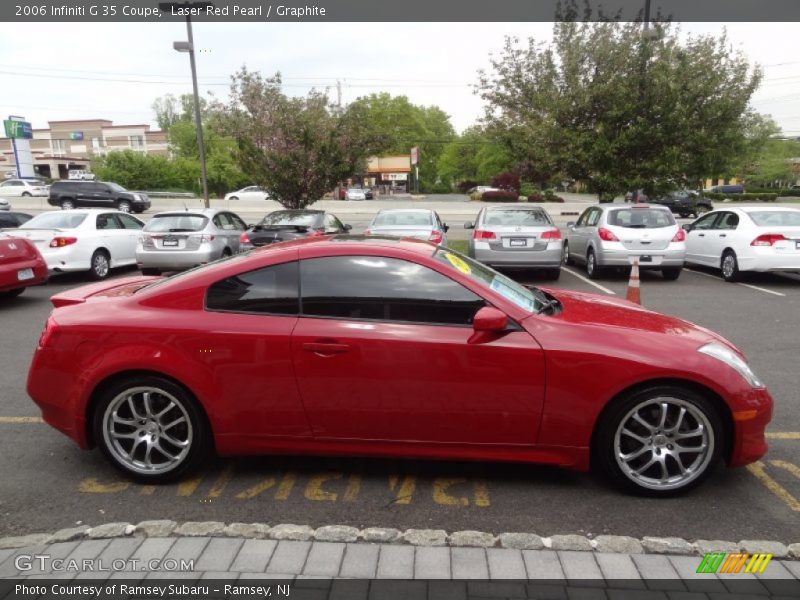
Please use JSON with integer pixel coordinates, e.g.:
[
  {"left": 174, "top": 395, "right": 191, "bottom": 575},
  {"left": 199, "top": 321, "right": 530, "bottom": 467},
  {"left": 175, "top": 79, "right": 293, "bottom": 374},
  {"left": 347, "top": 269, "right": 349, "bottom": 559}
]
[{"left": 184, "top": 16, "right": 210, "bottom": 208}]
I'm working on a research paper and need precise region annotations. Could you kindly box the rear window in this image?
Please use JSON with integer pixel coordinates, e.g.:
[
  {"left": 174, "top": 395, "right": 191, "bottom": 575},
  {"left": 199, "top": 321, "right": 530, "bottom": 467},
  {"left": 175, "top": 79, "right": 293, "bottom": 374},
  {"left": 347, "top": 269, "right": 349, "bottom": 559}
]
[
  {"left": 145, "top": 214, "right": 208, "bottom": 232},
  {"left": 747, "top": 211, "right": 800, "bottom": 227},
  {"left": 483, "top": 209, "right": 550, "bottom": 227},
  {"left": 607, "top": 208, "right": 675, "bottom": 228},
  {"left": 21, "top": 212, "right": 87, "bottom": 229},
  {"left": 260, "top": 212, "right": 318, "bottom": 227},
  {"left": 372, "top": 211, "right": 433, "bottom": 227}
]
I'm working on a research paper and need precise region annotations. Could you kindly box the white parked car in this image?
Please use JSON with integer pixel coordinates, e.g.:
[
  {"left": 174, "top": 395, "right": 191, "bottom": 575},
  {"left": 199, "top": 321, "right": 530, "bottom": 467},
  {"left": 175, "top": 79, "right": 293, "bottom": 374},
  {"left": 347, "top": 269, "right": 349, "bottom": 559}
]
[
  {"left": 7, "top": 209, "right": 144, "bottom": 280},
  {"left": 0, "top": 198, "right": 10, "bottom": 211},
  {"left": 224, "top": 186, "right": 270, "bottom": 201},
  {"left": 346, "top": 188, "right": 367, "bottom": 201},
  {"left": 0, "top": 178, "right": 49, "bottom": 197},
  {"left": 684, "top": 207, "right": 800, "bottom": 281}
]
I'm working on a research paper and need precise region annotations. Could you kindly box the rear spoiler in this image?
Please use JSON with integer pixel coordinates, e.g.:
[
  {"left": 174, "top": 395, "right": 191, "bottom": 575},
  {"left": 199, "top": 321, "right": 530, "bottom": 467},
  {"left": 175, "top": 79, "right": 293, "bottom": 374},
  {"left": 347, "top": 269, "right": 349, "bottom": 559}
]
[{"left": 50, "top": 275, "right": 160, "bottom": 307}]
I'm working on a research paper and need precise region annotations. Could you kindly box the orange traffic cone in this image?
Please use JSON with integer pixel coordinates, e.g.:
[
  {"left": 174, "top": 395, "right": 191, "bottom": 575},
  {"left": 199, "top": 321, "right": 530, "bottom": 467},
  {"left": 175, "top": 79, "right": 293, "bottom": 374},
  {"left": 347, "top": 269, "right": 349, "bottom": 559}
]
[{"left": 626, "top": 257, "right": 641, "bottom": 305}]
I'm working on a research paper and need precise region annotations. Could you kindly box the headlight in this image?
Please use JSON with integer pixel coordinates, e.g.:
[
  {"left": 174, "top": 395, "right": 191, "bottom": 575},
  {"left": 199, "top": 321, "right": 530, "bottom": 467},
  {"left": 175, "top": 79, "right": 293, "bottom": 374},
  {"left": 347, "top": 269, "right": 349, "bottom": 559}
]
[
  {"left": 698, "top": 343, "right": 765, "bottom": 388},
  {"left": 133, "top": 194, "right": 142, "bottom": 201}
]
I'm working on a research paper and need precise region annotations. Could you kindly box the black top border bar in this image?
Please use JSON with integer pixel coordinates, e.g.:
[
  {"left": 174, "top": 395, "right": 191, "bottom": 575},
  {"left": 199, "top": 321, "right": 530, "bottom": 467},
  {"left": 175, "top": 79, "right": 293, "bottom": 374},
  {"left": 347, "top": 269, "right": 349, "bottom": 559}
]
[{"left": 4, "top": 0, "right": 800, "bottom": 22}]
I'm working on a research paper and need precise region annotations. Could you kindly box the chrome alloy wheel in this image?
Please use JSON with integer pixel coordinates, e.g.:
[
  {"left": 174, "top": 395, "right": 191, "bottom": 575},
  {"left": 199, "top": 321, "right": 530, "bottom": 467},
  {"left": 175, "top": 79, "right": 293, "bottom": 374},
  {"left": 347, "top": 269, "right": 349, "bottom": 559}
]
[
  {"left": 102, "top": 387, "right": 193, "bottom": 475},
  {"left": 92, "top": 252, "right": 110, "bottom": 278},
  {"left": 614, "top": 397, "right": 714, "bottom": 491},
  {"left": 722, "top": 254, "right": 736, "bottom": 279}
]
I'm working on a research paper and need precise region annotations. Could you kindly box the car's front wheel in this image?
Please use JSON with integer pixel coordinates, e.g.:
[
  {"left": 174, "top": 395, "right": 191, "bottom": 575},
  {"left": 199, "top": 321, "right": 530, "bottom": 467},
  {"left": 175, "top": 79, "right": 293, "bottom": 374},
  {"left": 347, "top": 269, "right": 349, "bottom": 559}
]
[
  {"left": 117, "top": 200, "right": 132, "bottom": 213},
  {"left": 594, "top": 385, "right": 723, "bottom": 496},
  {"left": 228, "top": 196, "right": 239, "bottom": 201},
  {"left": 0, "top": 288, "right": 25, "bottom": 298},
  {"left": 22, "top": 192, "right": 31, "bottom": 197},
  {"left": 60, "top": 199, "right": 75, "bottom": 210},
  {"left": 93, "top": 376, "right": 210, "bottom": 482}
]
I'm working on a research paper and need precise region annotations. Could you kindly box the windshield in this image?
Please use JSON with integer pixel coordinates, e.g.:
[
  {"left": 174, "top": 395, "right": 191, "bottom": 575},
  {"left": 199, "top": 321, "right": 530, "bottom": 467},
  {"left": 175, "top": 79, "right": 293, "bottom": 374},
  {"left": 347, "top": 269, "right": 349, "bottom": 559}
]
[
  {"left": 608, "top": 208, "right": 676, "bottom": 228},
  {"left": 106, "top": 182, "right": 126, "bottom": 192},
  {"left": 259, "top": 212, "right": 318, "bottom": 227},
  {"left": 748, "top": 211, "right": 800, "bottom": 227},
  {"left": 372, "top": 211, "right": 433, "bottom": 227},
  {"left": 432, "top": 247, "right": 543, "bottom": 313},
  {"left": 144, "top": 214, "right": 208, "bottom": 232},
  {"left": 482, "top": 209, "right": 550, "bottom": 227},
  {"left": 21, "top": 212, "right": 87, "bottom": 229}
]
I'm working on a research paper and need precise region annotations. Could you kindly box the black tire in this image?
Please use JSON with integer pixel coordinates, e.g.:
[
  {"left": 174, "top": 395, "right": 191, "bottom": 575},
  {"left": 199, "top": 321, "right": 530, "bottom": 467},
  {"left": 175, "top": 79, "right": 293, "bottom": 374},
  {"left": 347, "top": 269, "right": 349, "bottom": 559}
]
[
  {"left": 22, "top": 192, "right": 31, "bottom": 197},
  {"left": 592, "top": 385, "right": 724, "bottom": 496},
  {"left": 662, "top": 267, "right": 682, "bottom": 281},
  {"left": 221, "top": 247, "right": 232, "bottom": 258},
  {"left": 586, "top": 248, "right": 602, "bottom": 279},
  {"left": 543, "top": 268, "right": 561, "bottom": 281},
  {"left": 117, "top": 200, "right": 132, "bottom": 213},
  {"left": 92, "top": 375, "right": 211, "bottom": 483},
  {"left": 60, "top": 199, "right": 75, "bottom": 210},
  {"left": 678, "top": 212, "right": 690, "bottom": 219},
  {"left": 228, "top": 196, "right": 239, "bottom": 201},
  {"left": 89, "top": 249, "right": 111, "bottom": 280},
  {"left": 562, "top": 241, "right": 575, "bottom": 266},
  {"left": 0, "top": 288, "right": 25, "bottom": 298},
  {"left": 140, "top": 268, "right": 160, "bottom": 276},
  {"left": 721, "top": 250, "right": 740, "bottom": 282}
]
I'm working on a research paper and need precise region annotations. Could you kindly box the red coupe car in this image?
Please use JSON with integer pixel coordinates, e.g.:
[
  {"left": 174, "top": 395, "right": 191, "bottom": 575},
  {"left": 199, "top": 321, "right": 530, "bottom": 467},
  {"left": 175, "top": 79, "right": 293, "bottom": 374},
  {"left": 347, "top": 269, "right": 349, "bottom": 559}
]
[
  {"left": 0, "top": 233, "right": 48, "bottom": 297},
  {"left": 26, "top": 236, "right": 772, "bottom": 495}
]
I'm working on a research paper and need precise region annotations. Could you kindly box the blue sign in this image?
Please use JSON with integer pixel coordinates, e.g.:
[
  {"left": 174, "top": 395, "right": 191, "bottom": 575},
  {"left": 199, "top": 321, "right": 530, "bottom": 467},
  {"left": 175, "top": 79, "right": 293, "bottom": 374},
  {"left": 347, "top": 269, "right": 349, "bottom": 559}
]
[{"left": 69, "top": 131, "right": 84, "bottom": 141}]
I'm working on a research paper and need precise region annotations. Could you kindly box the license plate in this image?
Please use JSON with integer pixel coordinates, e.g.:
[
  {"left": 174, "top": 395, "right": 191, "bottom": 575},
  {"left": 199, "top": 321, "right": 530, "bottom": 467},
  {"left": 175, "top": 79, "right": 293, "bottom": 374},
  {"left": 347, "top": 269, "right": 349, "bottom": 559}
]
[
  {"left": 510, "top": 238, "right": 527, "bottom": 247},
  {"left": 796, "top": 241, "right": 800, "bottom": 250},
  {"left": 639, "top": 255, "right": 652, "bottom": 263},
  {"left": 17, "top": 268, "right": 34, "bottom": 281},
  {"left": 162, "top": 239, "right": 179, "bottom": 247}
]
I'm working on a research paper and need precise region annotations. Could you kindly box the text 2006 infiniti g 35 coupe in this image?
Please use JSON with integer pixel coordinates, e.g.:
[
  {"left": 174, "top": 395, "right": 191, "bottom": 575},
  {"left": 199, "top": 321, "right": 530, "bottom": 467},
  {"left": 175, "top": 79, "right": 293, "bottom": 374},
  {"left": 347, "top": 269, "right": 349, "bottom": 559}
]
[{"left": 26, "top": 236, "right": 772, "bottom": 495}]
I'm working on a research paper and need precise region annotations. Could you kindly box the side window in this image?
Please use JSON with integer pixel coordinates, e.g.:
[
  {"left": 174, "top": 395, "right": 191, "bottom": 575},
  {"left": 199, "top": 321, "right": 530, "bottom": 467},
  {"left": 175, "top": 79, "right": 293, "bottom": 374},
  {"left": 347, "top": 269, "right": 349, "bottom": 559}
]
[
  {"left": 118, "top": 214, "right": 144, "bottom": 230},
  {"left": 229, "top": 214, "right": 247, "bottom": 230},
  {"left": 300, "top": 256, "right": 485, "bottom": 326},
  {"left": 212, "top": 214, "right": 226, "bottom": 228},
  {"left": 96, "top": 214, "right": 122, "bottom": 230},
  {"left": 587, "top": 209, "right": 601, "bottom": 227},
  {"left": 576, "top": 209, "right": 591, "bottom": 226},
  {"left": 206, "top": 261, "right": 299, "bottom": 315},
  {"left": 323, "top": 214, "right": 342, "bottom": 231},
  {"left": 717, "top": 213, "right": 739, "bottom": 230},
  {"left": 692, "top": 213, "right": 720, "bottom": 231}
]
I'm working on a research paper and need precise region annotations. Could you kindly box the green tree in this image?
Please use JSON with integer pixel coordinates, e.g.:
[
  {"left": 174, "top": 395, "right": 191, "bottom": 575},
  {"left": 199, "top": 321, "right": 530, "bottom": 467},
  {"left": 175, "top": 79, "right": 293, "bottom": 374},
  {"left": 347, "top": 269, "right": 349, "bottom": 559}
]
[
  {"left": 478, "top": 16, "right": 764, "bottom": 199},
  {"left": 222, "top": 69, "right": 371, "bottom": 209}
]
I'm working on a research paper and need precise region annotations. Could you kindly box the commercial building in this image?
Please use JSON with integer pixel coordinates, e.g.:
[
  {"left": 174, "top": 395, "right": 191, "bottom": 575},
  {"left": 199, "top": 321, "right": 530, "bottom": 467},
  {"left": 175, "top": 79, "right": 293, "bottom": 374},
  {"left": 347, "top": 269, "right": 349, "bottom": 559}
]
[
  {"left": 365, "top": 155, "right": 412, "bottom": 191},
  {"left": 0, "top": 119, "right": 168, "bottom": 180}
]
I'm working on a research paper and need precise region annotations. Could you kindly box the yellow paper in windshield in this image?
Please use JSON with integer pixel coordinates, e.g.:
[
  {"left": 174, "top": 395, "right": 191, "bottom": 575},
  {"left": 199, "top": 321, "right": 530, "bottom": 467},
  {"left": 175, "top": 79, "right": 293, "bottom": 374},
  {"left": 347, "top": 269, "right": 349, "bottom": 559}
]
[{"left": 444, "top": 252, "right": 472, "bottom": 275}]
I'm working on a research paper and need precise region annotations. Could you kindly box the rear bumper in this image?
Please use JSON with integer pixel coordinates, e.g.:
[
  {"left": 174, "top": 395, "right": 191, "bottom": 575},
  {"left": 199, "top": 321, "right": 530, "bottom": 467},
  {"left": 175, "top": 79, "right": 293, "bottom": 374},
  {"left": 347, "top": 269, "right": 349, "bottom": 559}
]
[
  {"left": 596, "top": 245, "right": 685, "bottom": 268},
  {"left": 737, "top": 252, "right": 800, "bottom": 273},
  {"left": 136, "top": 247, "right": 218, "bottom": 269},
  {"left": 0, "top": 257, "right": 48, "bottom": 291},
  {"left": 728, "top": 387, "right": 773, "bottom": 467},
  {"left": 473, "top": 243, "right": 563, "bottom": 268}
]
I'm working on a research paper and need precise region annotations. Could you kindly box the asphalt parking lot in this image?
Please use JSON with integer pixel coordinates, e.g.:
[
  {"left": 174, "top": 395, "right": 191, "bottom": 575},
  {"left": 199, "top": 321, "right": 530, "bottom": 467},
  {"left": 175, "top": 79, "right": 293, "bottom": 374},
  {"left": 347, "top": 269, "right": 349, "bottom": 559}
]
[{"left": 1, "top": 231, "right": 799, "bottom": 543}]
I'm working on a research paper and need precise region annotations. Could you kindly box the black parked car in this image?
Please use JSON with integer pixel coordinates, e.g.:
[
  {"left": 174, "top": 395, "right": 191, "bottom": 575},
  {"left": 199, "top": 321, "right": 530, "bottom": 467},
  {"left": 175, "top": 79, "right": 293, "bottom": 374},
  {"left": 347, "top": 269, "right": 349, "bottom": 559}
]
[
  {"left": 0, "top": 211, "right": 32, "bottom": 228},
  {"left": 704, "top": 184, "right": 745, "bottom": 195},
  {"left": 48, "top": 181, "right": 151, "bottom": 214},
  {"left": 649, "top": 191, "right": 713, "bottom": 218},
  {"left": 240, "top": 209, "right": 352, "bottom": 248}
]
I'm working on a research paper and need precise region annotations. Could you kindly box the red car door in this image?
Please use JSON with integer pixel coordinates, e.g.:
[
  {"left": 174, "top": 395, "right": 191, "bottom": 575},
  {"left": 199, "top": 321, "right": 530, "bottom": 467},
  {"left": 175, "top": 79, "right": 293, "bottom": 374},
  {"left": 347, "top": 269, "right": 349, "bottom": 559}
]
[{"left": 290, "top": 254, "right": 545, "bottom": 445}]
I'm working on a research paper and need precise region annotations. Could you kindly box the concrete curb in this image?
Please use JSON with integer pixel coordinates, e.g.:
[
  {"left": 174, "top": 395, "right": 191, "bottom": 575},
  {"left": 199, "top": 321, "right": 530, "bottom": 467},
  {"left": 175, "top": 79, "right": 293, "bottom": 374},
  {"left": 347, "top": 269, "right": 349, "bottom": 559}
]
[{"left": 1, "top": 522, "right": 797, "bottom": 559}]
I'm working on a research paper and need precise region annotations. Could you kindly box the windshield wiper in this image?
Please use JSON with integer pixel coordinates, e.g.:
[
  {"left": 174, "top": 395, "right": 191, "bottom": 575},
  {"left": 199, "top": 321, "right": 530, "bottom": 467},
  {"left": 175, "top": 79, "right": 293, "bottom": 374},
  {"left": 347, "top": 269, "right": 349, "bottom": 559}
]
[{"left": 524, "top": 285, "right": 561, "bottom": 314}]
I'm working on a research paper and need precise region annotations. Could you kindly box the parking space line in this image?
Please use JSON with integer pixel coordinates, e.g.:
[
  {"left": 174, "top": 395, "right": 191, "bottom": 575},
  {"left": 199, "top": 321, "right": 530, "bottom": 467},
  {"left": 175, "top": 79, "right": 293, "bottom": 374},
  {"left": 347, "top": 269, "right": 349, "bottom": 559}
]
[
  {"left": 685, "top": 268, "right": 786, "bottom": 297},
  {"left": 0, "top": 416, "right": 43, "bottom": 423},
  {"left": 766, "top": 432, "right": 800, "bottom": 440},
  {"left": 746, "top": 461, "right": 800, "bottom": 512},
  {"left": 562, "top": 268, "right": 616, "bottom": 295}
]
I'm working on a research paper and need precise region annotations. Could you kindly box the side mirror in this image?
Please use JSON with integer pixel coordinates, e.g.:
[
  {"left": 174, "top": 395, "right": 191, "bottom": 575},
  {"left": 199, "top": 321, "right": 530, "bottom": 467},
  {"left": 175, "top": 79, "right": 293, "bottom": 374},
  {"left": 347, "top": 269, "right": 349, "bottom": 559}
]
[
  {"left": 472, "top": 306, "right": 508, "bottom": 332},
  {"left": 566, "top": 221, "right": 575, "bottom": 228},
  {"left": 443, "top": 223, "right": 450, "bottom": 232},
  {"left": 682, "top": 224, "right": 692, "bottom": 232},
  {"left": 247, "top": 224, "right": 256, "bottom": 229},
  {"left": 344, "top": 224, "right": 352, "bottom": 231},
  {"left": 464, "top": 221, "right": 474, "bottom": 229}
]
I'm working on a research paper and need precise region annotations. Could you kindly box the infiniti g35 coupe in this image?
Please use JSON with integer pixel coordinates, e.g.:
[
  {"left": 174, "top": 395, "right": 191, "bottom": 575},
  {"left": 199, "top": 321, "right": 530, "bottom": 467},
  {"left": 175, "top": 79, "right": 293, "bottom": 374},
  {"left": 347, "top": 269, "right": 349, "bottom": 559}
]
[{"left": 26, "top": 236, "right": 772, "bottom": 495}]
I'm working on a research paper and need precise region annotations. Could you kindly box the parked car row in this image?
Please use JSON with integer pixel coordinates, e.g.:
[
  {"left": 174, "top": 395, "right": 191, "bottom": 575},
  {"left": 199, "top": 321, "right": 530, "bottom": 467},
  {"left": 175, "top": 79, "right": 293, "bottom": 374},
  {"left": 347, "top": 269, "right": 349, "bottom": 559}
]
[{"left": 624, "top": 189, "right": 713, "bottom": 218}]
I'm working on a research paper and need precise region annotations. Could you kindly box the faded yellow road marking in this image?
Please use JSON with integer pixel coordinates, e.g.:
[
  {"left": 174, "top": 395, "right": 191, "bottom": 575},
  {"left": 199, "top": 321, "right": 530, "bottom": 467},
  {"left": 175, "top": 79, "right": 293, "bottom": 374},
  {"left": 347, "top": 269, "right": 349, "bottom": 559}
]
[
  {"left": 747, "top": 461, "right": 800, "bottom": 512},
  {"left": 237, "top": 477, "right": 276, "bottom": 500},
  {"left": 0, "top": 416, "right": 43, "bottom": 423},
  {"left": 433, "top": 478, "right": 470, "bottom": 507},
  {"left": 177, "top": 474, "right": 204, "bottom": 497},
  {"left": 770, "top": 459, "right": 800, "bottom": 479},
  {"left": 473, "top": 479, "right": 491, "bottom": 507},
  {"left": 343, "top": 474, "right": 361, "bottom": 502},
  {"left": 389, "top": 475, "right": 416, "bottom": 505},
  {"left": 305, "top": 472, "right": 342, "bottom": 502},
  {"left": 78, "top": 477, "right": 131, "bottom": 494},
  {"left": 275, "top": 471, "right": 297, "bottom": 501},
  {"left": 766, "top": 432, "right": 800, "bottom": 440},
  {"left": 207, "top": 463, "right": 237, "bottom": 498}
]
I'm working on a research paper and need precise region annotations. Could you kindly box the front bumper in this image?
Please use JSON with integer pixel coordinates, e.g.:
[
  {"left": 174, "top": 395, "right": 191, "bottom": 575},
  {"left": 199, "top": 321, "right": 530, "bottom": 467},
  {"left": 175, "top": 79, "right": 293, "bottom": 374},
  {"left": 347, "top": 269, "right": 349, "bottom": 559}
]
[{"left": 728, "top": 387, "right": 773, "bottom": 467}]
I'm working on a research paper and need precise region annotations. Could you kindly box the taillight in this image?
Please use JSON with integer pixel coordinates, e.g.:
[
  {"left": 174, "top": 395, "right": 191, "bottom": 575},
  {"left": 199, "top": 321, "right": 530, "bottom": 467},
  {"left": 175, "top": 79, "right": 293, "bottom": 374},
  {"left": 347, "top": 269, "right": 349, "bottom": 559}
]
[
  {"left": 363, "top": 229, "right": 372, "bottom": 235},
  {"left": 428, "top": 230, "right": 444, "bottom": 244},
  {"left": 598, "top": 228, "right": 619, "bottom": 242},
  {"left": 540, "top": 229, "right": 562, "bottom": 240},
  {"left": 197, "top": 234, "right": 215, "bottom": 243},
  {"left": 751, "top": 233, "right": 786, "bottom": 246},
  {"left": 473, "top": 230, "right": 497, "bottom": 241},
  {"left": 49, "top": 237, "right": 77, "bottom": 248},
  {"left": 239, "top": 232, "right": 251, "bottom": 244},
  {"left": 38, "top": 317, "right": 58, "bottom": 348},
  {"left": 671, "top": 229, "right": 686, "bottom": 242}
]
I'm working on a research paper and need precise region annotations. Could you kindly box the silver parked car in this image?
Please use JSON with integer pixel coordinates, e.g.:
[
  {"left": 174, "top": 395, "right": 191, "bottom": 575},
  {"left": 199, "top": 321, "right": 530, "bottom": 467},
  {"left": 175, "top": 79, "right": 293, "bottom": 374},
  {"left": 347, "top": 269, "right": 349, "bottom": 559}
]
[
  {"left": 464, "top": 205, "right": 562, "bottom": 279},
  {"left": 365, "top": 208, "right": 449, "bottom": 245},
  {"left": 564, "top": 204, "right": 686, "bottom": 280},
  {"left": 136, "top": 209, "right": 248, "bottom": 275}
]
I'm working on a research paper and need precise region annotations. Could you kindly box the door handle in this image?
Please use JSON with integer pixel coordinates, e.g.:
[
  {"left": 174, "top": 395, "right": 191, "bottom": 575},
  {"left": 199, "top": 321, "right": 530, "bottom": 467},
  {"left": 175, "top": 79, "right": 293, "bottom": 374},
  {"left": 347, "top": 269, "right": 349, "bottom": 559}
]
[
  {"left": 302, "top": 342, "right": 350, "bottom": 355},
  {"left": 698, "top": 233, "right": 705, "bottom": 237},
  {"left": 719, "top": 234, "right": 726, "bottom": 237}
]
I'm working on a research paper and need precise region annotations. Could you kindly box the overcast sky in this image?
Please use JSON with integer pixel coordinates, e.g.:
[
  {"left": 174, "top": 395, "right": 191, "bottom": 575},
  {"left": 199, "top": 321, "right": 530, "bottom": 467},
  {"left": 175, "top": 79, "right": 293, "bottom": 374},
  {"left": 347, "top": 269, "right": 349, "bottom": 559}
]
[{"left": 1, "top": 22, "right": 798, "bottom": 136}]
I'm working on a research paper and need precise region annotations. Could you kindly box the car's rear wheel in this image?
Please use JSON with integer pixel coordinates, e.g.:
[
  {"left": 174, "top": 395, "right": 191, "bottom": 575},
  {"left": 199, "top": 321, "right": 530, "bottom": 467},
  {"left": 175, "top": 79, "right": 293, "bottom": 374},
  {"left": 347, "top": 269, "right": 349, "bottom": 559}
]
[
  {"left": 721, "top": 250, "right": 740, "bottom": 282},
  {"left": 543, "top": 268, "right": 561, "bottom": 281},
  {"left": 586, "top": 248, "right": 602, "bottom": 279},
  {"left": 562, "top": 241, "right": 574, "bottom": 266},
  {"left": 93, "top": 376, "right": 210, "bottom": 483},
  {"left": 594, "top": 385, "right": 723, "bottom": 496},
  {"left": 60, "top": 199, "right": 75, "bottom": 210},
  {"left": 140, "top": 268, "right": 160, "bottom": 276},
  {"left": 662, "top": 267, "right": 682, "bottom": 281},
  {"left": 696, "top": 204, "right": 711, "bottom": 216},
  {"left": 22, "top": 192, "right": 31, "bottom": 197},
  {"left": 228, "top": 196, "right": 239, "bottom": 201},
  {"left": 0, "top": 288, "right": 25, "bottom": 298},
  {"left": 221, "top": 247, "right": 232, "bottom": 258},
  {"left": 117, "top": 200, "right": 132, "bottom": 213},
  {"left": 89, "top": 249, "right": 111, "bottom": 280}
]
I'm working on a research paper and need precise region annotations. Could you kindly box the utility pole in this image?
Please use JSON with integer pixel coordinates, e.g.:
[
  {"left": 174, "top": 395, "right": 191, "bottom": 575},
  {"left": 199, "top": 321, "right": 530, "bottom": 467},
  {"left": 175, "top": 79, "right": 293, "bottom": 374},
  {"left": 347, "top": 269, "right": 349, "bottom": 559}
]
[
  {"left": 185, "top": 16, "right": 210, "bottom": 208},
  {"left": 336, "top": 79, "right": 342, "bottom": 110}
]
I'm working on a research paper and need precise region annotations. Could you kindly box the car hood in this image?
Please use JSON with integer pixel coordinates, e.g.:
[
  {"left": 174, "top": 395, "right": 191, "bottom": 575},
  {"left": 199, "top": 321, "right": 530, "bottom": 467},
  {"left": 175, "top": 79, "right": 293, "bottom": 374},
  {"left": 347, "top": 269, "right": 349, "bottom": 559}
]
[{"left": 539, "top": 288, "right": 736, "bottom": 349}]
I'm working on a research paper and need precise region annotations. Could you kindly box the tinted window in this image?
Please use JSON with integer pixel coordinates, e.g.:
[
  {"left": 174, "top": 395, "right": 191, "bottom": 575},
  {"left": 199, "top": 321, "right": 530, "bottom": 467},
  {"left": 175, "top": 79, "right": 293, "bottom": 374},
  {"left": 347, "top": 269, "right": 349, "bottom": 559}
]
[
  {"left": 260, "top": 211, "right": 319, "bottom": 227},
  {"left": 206, "top": 261, "right": 299, "bottom": 315},
  {"left": 372, "top": 211, "right": 433, "bottom": 227},
  {"left": 228, "top": 213, "right": 247, "bottom": 230},
  {"left": 576, "top": 209, "right": 592, "bottom": 226},
  {"left": 748, "top": 210, "right": 800, "bottom": 227},
  {"left": 716, "top": 213, "right": 739, "bottom": 230},
  {"left": 692, "top": 213, "right": 720, "bottom": 231},
  {"left": 79, "top": 183, "right": 103, "bottom": 193},
  {"left": 586, "top": 209, "right": 601, "bottom": 226},
  {"left": 22, "top": 212, "right": 87, "bottom": 229},
  {"left": 482, "top": 208, "right": 549, "bottom": 227},
  {"left": 118, "top": 214, "right": 144, "bottom": 230},
  {"left": 96, "top": 214, "right": 121, "bottom": 230},
  {"left": 301, "top": 256, "right": 485, "bottom": 326},
  {"left": 145, "top": 214, "right": 208, "bottom": 232},
  {"left": 607, "top": 208, "right": 675, "bottom": 228}
]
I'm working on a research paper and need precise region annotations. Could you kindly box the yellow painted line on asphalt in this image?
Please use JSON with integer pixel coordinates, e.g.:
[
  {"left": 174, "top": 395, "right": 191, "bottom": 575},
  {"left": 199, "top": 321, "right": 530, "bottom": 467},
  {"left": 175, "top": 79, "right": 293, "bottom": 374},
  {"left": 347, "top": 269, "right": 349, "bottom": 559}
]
[
  {"left": 766, "top": 432, "right": 800, "bottom": 440},
  {"left": 770, "top": 460, "right": 800, "bottom": 480},
  {"left": 561, "top": 267, "right": 616, "bottom": 295},
  {"left": 0, "top": 416, "right": 43, "bottom": 423},
  {"left": 746, "top": 461, "right": 800, "bottom": 512}
]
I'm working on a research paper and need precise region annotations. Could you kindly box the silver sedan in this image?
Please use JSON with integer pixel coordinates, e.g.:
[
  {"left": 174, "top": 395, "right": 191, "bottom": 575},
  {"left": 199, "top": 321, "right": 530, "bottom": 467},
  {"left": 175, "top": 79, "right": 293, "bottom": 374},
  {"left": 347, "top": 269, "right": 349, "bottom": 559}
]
[
  {"left": 465, "top": 205, "right": 562, "bottom": 279},
  {"left": 365, "top": 208, "right": 449, "bottom": 245},
  {"left": 136, "top": 208, "right": 248, "bottom": 274},
  {"left": 564, "top": 204, "right": 686, "bottom": 280}
]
